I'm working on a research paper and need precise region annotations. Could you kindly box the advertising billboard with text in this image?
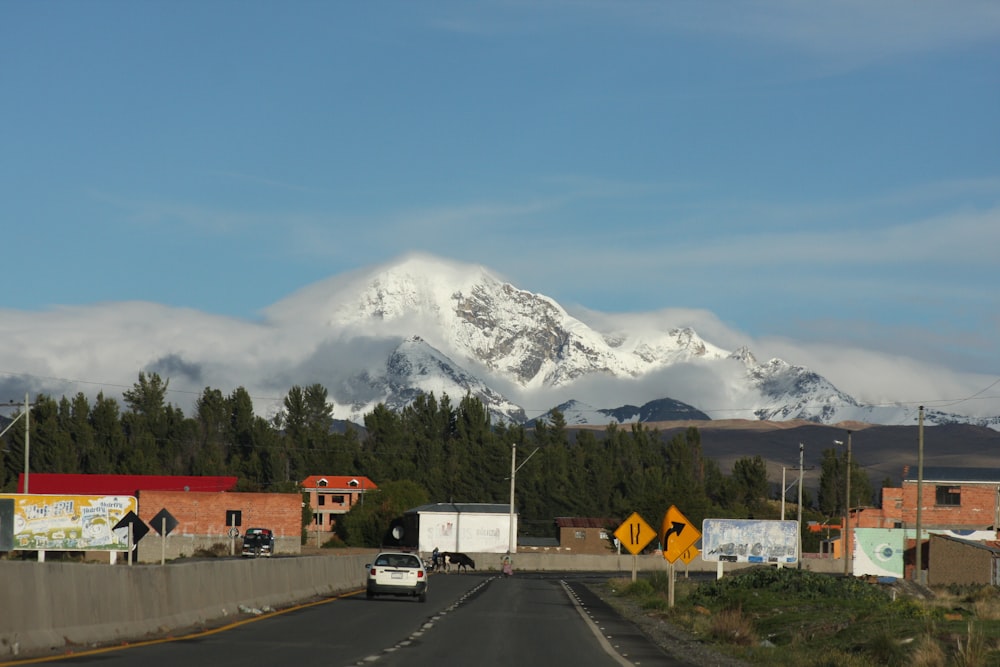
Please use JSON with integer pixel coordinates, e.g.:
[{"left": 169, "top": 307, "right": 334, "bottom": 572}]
[{"left": 0, "top": 494, "right": 137, "bottom": 551}]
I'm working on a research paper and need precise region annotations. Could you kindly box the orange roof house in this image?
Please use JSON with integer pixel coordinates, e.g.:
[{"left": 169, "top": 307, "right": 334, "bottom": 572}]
[{"left": 301, "top": 475, "right": 378, "bottom": 534}]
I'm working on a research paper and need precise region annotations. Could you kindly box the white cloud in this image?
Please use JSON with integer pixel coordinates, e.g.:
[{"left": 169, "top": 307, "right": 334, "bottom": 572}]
[
  {"left": 749, "top": 335, "right": 1000, "bottom": 419},
  {"left": 575, "top": 0, "right": 1000, "bottom": 67},
  {"left": 0, "top": 253, "right": 996, "bottom": 425}
]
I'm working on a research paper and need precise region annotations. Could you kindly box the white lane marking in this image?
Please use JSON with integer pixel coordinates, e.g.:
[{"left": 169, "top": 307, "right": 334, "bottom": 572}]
[{"left": 559, "top": 581, "right": 633, "bottom": 667}]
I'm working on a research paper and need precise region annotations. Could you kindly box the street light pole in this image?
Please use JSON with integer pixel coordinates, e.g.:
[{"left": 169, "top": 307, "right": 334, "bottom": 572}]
[
  {"left": 782, "top": 466, "right": 787, "bottom": 521},
  {"left": 780, "top": 463, "right": 799, "bottom": 521},
  {"left": 834, "top": 432, "right": 853, "bottom": 576},
  {"left": 507, "top": 443, "right": 539, "bottom": 555},
  {"left": 508, "top": 442, "right": 517, "bottom": 554},
  {"left": 24, "top": 392, "right": 30, "bottom": 494}
]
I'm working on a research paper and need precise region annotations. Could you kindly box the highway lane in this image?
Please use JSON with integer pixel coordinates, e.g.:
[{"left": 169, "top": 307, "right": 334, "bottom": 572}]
[
  {"left": 8, "top": 572, "right": 690, "bottom": 667},
  {"left": 363, "top": 573, "right": 688, "bottom": 666}
]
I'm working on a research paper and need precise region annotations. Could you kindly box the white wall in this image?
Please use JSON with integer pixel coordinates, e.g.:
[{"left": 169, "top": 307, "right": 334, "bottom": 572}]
[{"left": 418, "top": 512, "right": 515, "bottom": 553}]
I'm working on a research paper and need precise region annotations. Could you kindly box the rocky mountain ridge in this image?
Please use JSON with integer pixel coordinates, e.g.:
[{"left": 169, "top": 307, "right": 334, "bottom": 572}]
[{"left": 289, "top": 254, "right": 996, "bottom": 431}]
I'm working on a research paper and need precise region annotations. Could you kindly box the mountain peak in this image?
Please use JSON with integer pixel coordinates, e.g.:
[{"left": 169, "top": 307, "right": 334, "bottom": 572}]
[{"left": 265, "top": 253, "right": 997, "bottom": 431}]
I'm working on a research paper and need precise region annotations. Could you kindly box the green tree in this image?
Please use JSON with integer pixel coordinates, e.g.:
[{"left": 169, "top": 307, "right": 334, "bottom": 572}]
[
  {"left": 192, "top": 387, "right": 229, "bottom": 476},
  {"left": 336, "top": 479, "right": 429, "bottom": 547},
  {"left": 818, "top": 447, "right": 873, "bottom": 517},
  {"left": 89, "top": 392, "right": 125, "bottom": 473},
  {"left": 730, "top": 455, "right": 769, "bottom": 512}
]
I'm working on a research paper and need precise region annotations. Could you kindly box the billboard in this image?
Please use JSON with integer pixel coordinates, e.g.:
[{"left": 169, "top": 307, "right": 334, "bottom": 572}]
[
  {"left": 0, "top": 494, "right": 137, "bottom": 551},
  {"left": 702, "top": 518, "right": 799, "bottom": 564},
  {"left": 853, "top": 528, "right": 904, "bottom": 578},
  {"left": 417, "top": 511, "right": 514, "bottom": 553}
]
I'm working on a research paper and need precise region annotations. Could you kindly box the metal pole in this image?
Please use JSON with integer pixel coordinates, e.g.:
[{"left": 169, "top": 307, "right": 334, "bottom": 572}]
[
  {"left": 844, "top": 430, "right": 852, "bottom": 577},
  {"left": 915, "top": 406, "right": 924, "bottom": 582},
  {"left": 24, "top": 392, "right": 30, "bottom": 494},
  {"left": 508, "top": 442, "right": 517, "bottom": 554},
  {"left": 781, "top": 466, "right": 787, "bottom": 521},
  {"left": 668, "top": 562, "right": 676, "bottom": 607},
  {"left": 797, "top": 443, "right": 804, "bottom": 569}
]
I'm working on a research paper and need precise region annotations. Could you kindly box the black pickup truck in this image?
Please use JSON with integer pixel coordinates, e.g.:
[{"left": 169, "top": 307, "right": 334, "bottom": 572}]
[{"left": 241, "top": 527, "right": 275, "bottom": 557}]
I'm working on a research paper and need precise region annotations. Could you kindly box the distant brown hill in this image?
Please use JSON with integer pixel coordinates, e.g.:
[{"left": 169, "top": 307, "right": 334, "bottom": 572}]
[{"left": 570, "top": 421, "right": 1000, "bottom": 493}]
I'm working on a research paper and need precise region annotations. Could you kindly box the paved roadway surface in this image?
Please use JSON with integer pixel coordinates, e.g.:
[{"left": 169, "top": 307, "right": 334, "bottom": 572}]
[{"left": 6, "top": 572, "right": 695, "bottom": 667}]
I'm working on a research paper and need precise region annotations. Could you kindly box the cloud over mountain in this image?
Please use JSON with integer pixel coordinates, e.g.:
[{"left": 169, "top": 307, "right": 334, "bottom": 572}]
[{"left": 0, "top": 253, "right": 996, "bottom": 430}]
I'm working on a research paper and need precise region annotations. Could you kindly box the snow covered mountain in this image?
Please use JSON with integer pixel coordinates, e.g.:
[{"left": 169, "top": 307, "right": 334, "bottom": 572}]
[{"left": 267, "top": 253, "right": 996, "bottom": 430}]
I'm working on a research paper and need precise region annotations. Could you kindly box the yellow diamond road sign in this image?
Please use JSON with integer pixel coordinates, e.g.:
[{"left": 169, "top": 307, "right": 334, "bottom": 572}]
[
  {"left": 614, "top": 512, "right": 657, "bottom": 556},
  {"left": 661, "top": 505, "right": 701, "bottom": 564},
  {"left": 678, "top": 545, "right": 700, "bottom": 565}
]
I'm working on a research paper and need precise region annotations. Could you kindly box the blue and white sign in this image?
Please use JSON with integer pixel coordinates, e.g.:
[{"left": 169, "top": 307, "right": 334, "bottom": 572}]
[{"left": 702, "top": 519, "right": 798, "bottom": 564}]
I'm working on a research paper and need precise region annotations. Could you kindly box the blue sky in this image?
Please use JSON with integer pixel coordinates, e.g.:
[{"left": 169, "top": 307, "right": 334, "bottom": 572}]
[{"left": 2, "top": 1, "right": 999, "bottom": 418}]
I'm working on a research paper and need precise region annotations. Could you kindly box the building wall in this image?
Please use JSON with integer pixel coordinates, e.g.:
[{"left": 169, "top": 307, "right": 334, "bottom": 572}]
[
  {"left": 136, "top": 490, "right": 301, "bottom": 562},
  {"left": 304, "top": 488, "right": 366, "bottom": 532},
  {"left": 558, "top": 526, "right": 614, "bottom": 554},
  {"left": 860, "top": 482, "right": 999, "bottom": 530},
  {"left": 415, "top": 512, "right": 513, "bottom": 553},
  {"left": 928, "top": 534, "right": 996, "bottom": 586}
]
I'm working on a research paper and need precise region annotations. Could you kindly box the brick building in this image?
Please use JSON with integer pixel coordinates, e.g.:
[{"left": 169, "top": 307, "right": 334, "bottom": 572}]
[
  {"left": 849, "top": 466, "right": 1000, "bottom": 581},
  {"left": 137, "top": 489, "right": 301, "bottom": 561},
  {"left": 556, "top": 517, "right": 617, "bottom": 554},
  {"left": 301, "top": 475, "right": 377, "bottom": 535},
  {"left": 517, "top": 517, "right": 618, "bottom": 554},
  {"left": 856, "top": 466, "right": 1000, "bottom": 531}
]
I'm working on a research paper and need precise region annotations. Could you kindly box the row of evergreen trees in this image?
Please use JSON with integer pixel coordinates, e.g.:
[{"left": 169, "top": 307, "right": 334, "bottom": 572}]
[{"left": 1, "top": 372, "right": 872, "bottom": 544}]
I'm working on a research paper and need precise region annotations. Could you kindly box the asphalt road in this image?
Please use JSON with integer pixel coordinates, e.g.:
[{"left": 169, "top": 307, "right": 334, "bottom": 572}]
[{"left": 9, "top": 572, "right": 692, "bottom": 667}]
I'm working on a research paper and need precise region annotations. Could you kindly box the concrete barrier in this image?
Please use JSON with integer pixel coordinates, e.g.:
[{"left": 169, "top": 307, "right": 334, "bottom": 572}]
[
  {"left": 0, "top": 551, "right": 844, "bottom": 658},
  {"left": 0, "top": 555, "right": 369, "bottom": 659},
  {"left": 460, "top": 550, "right": 845, "bottom": 575}
]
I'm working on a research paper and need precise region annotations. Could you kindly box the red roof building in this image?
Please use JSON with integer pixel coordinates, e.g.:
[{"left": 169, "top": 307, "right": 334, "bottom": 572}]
[
  {"left": 18, "top": 473, "right": 239, "bottom": 496},
  {"left": 301, "top": 475, "right": 377, "bottom": 534}
]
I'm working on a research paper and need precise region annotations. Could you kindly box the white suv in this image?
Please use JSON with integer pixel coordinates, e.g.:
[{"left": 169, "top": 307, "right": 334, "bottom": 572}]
[{"left": 365, "top": 551, "right": 428, "bottom": 602}]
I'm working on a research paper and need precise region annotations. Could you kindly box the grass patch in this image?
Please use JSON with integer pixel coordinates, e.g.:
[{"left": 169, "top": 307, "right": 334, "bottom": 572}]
[
  {"left": 609, "top": 567, "right": 1000, "bottom": 666},
  {"left": 192, "top": 542, "right": 229, "bottom": 558}
]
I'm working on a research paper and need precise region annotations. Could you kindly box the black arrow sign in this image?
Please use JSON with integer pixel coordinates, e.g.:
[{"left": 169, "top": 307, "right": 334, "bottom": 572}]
[{"left": 664, "top": 521, "right": 686, "bottom": 541}]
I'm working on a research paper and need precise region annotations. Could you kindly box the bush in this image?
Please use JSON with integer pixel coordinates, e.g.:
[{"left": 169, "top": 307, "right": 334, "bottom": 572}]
[
  {"left": 708, "top": 607, "right": 757, "bottom": 646},
  {"left": 622, "top": 579, "right": 655, "bottom": 597},
  {"left": 192, "top": 542, "right": 229, "bottom": 558},
  {"left": 690, "top": 566, "right": 889, "bottom": 607},
  {"left": 322, "top": 535, "right": 347, "bottom": 549}
]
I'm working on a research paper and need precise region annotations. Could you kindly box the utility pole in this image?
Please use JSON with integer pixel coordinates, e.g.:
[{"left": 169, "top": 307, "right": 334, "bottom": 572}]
[
  {"left": 834, "top": 432, "right": 853, "bottom": 576},
  {"left": 24, "top": 392, "right": 30, "bottom": 494},
  {"left": 797, "top": 442, "right": 804, "bottom": 570},
  {"left": 915, "top": 406, "right": 924, "bottom": 583},
  {"left": 844, "top": 430, "right": 852, "bottom": 577},
  {"left": 0, "top": 394, "right": 33, "bottom": 493}
]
